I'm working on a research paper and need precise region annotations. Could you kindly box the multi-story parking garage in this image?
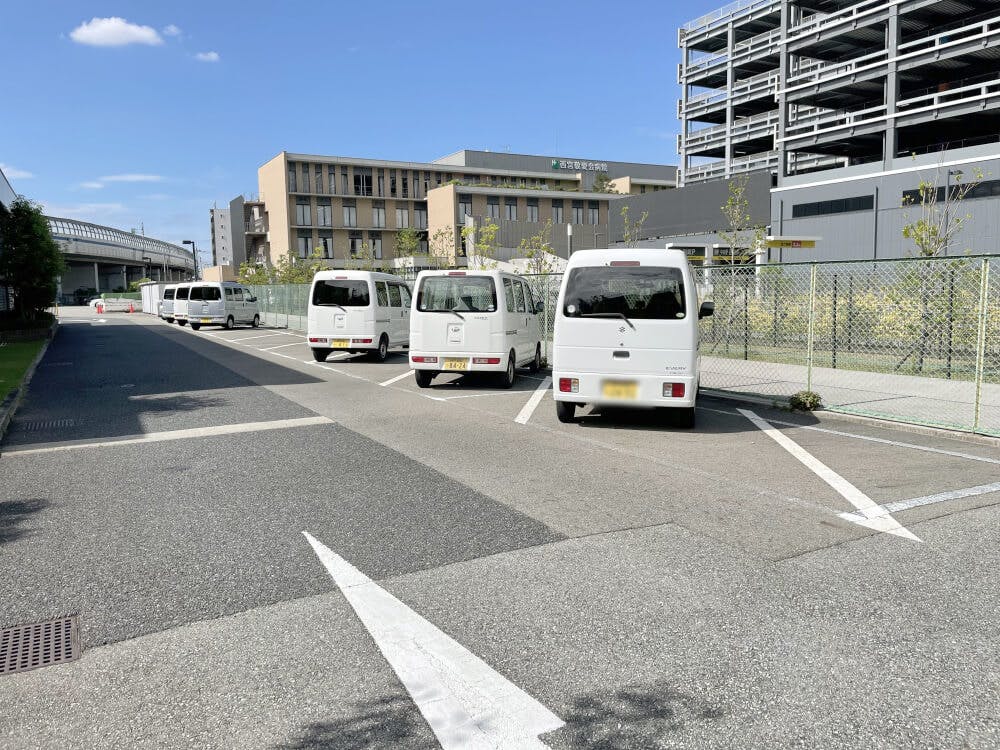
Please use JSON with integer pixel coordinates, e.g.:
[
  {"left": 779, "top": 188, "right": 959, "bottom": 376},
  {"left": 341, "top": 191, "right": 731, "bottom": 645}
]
[{"left": 48, "top": 217, "right": 195, "bottom": 302}]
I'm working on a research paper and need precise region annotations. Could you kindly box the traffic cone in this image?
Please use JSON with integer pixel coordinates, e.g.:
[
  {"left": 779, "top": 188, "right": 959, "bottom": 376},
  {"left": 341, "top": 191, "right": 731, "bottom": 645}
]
[{"left": 128, "top": 302, "right": 134, "bottom": 313}]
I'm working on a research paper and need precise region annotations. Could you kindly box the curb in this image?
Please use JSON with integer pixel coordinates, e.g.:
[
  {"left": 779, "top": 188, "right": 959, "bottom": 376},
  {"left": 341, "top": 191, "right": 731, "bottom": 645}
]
[
  {"left": 0, "top": 321, "right": 59, "bottom": 443},
  {"left": 699, "top": 387, "right": 1000, "bottom": 449}
]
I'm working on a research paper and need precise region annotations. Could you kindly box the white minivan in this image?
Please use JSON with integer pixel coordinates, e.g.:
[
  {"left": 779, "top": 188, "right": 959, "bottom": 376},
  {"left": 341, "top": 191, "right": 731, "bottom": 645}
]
[
  {"left": 409, "top": 269, "right": 543, "bottom": 389},
  {"left": 186, "top": 282, "right": 261, "bottom": 330},
  {"left": 552, "top": 248, "right": 713, "bottom": 427},
  {"left": 307, "top": 270, "right": 411, "bottom": 362},
  {"left": 173, "top": 283, "right": 192, "bottom": 325},
  {"left": 159, "top": 284, "right": 177, "bottom": 323}
]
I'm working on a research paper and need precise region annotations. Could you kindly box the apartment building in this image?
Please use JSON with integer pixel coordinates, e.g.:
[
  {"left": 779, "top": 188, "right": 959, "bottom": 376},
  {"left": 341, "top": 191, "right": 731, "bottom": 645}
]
[
  {"left": 254, "top": 150, "right": 676, "bottom": 266},
  {"left": 228, "top": 195, "right": 266, "bottom": 268},
  {"left": 209, "top": 207, "right": 231, "bottom": 267}
]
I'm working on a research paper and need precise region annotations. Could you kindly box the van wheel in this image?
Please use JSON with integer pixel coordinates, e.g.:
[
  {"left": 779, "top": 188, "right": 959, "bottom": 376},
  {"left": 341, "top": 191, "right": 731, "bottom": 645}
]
[
  {"left": 369, "top": 334, "right": 389, "bottom": 362},
  {"left": 312, "top": 348, "right": 332, "bottom": 362},
  {"left": 190, "top": 323, "right": 201, "bottom": 331},
  {"left": 165, "top": 317, "right": 174, "bottom": 324},
  {"left": 499, "top": 350, "right": 516, "bottom": 389},
  {"left": 177, "top": 320, "right": 187, "bottom": 326},
  {"left": 529, "top": 344, "right": 541, "bottom": 373},
  {"left": 225, "top": 316, "right": 235, "bottom": 330},
  {"left": 556, "top": 401, "right": 576, "bottom": 423},
  {"left": 672, "top": 407, "right": 696, "bottom": 429},
  {"left": 415, "top": 370, "right": 434, "bottom": 388},
  {"left": 251, "top": 314, "right": 260, "bottom": 328}
]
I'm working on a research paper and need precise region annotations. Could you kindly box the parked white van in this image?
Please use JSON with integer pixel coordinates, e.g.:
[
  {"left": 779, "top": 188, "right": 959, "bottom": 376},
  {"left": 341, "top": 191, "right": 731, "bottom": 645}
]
[
  {"left": 409, "top": 269, "right": 543, "bottom": 388},
  {"left": 185, "top": 282, "right": 261, "bottom": 330},
  {"left": 307, "top": 270, "right": 411, "bottom": 362},
  {"left": 173, "top": 283, "right": 192, "bottom": 325},
  {"left": 552, "top": 248, "right": 713, "bottom": 427},
  {"left": 159, "top": 284, "right": 178, "bottom": 323}
]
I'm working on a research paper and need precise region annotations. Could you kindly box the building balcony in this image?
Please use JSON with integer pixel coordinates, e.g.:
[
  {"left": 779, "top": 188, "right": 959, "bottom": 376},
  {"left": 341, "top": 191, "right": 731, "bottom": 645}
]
[
  {"left": 245, "top": 219, "right": 266, "bottom": 234},
  {"left": 679, "top": 0, "right": 781, "bottom": 51},
  {"left": 684, "top": 149, "right": 779, "bottom": 184},
  {"left": 683, "top": 110, "right": 779, "bottom": 157},
  {"left": 787, "top": 0, "right": 889, "bottom": 44}
]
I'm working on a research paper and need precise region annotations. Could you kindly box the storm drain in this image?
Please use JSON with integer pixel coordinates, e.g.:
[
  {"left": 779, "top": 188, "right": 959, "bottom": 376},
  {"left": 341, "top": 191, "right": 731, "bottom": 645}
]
[
  {"left": 19, "top": 419, "right": 76, "bottom": 431},
  {"left": 0, "top": 615, "right": 81, "bottom": 675}
]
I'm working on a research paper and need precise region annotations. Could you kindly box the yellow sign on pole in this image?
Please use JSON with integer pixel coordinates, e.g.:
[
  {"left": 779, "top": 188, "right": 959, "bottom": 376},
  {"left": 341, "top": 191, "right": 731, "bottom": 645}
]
[{"left": 766, "top": 236, "right": 818, "bottom": 249}]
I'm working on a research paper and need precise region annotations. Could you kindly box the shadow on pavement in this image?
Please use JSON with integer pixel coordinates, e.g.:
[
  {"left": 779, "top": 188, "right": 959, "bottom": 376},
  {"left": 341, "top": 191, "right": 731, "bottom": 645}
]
[
  {"left": 573, "top": 398, "right": 820, "bottom": 435},
  {"left": 0, "top": 498, "right": 50, "bottom": 547},
  {"left": 543, "top": 681, "right": 724, "bottom": 749},
  {"left": 274, "top": 694, "right": 437, "bottom": 750}
]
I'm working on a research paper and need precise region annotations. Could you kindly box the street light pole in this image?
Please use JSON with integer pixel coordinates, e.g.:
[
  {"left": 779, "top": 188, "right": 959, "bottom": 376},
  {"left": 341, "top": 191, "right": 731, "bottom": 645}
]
[{"left": 182, "top": 240, "right": 199, "bottom": 280}]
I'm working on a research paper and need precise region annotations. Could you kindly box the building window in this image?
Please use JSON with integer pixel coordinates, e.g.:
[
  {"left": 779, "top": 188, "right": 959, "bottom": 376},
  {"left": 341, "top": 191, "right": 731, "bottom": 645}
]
[
  {"left": 419, "top": 238, "right": 429, "bottom": 254},
  {"left": 640, "top": 185, "right": 646, "bottom": 194},
  {"left": 390, "top": 171, "right": 397, "bottom": 197},
  {"left": 588, "top": 201, "right": 599, "bottom": 225},
  {"left": 792, "top": 195, "right": 874, "bottom": 218},
  {"left": 295, "top": 200, "right": 312, "bottom": 226},
  {"left": 571, "top": 200, "right": 584, "bottom": 224},
  {"left": 396, "top": 205, "right": 409, "bottom": 229},
  {"left": 504, "top": 198, "right": 517, "bottom": 221},
  {"left": 423, "top": 171, "right": 431, "bottom": 197},
  {"left": 297, "top": 231, "right": 312, "bottom": 259},
  {"left": 314, "top": 165, "right": 323, "bottom": 194},
  {"left": 328, "top": 166, "right": 337, "bottom": 195},
  {"left": 343, "top": 199, "right": 357, "bottom": 227},
  {"left": 414, "top": 206, "right": 427, "bottom": 229},
  {"left": 319, "top": 231, "right": 333, "bottom": 259},
  {"left": 527, "top": 198, "right": 539, "bottom": 223},
  {"left": 486, "top": 197, "right": 500, "bottom": 220},
  {"left": 316, "top": 200, "right": 332, "bottom": 227},
  {"left": 354, "top": 167, "right": 373, "bottom": 197},
  {"left": 341, "top": 167, "right": 349, "bottom": 195},
  {"left": 377, "top": 169, "right": 385, "bottom": 197},
  {"left": 370, "top": 231, "right": 383, "bottom": 259},
  {"left": 459, "top": 198, "right": 473, "bottom": 222},
  {"left": 349, "top": 231, "right": 363, "bottom": 258},
  {"left": 288, "top": 164, "right": 297, "bottom": 192},
  {"left": 300, "top": 164, "right": 311, "bottom": 193},
  {"left": 402, "top": 173, "right": 409, "bottom": 198},
  {"left": 373, "top": 201, "right": 386, "bottom": 228},
  {"left": 552, "top": 200, "right": 564, "bottom": 223}
]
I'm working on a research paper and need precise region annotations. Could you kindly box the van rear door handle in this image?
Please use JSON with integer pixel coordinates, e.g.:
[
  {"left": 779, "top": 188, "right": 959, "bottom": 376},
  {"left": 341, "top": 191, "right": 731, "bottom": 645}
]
[{"left": 613, "top": 350, "right": 630, "bottom": 359}]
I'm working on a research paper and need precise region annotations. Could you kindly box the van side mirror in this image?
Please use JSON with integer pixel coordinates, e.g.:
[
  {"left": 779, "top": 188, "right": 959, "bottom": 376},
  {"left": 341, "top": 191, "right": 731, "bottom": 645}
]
[
  {"left": 699, "top": 301, "right": 715, "bottom": 319},
  {"left": 535, "top": 301, "right": 544, "bottom": 314},
  {"left": 248, "top": 296, "right": 258, "bottom": 303}
]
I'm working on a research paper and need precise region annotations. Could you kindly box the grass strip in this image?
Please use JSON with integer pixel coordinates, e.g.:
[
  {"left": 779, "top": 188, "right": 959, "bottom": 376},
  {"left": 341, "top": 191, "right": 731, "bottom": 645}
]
[{"left": 0, "top": 340, "right": 46, "bottom": 401}]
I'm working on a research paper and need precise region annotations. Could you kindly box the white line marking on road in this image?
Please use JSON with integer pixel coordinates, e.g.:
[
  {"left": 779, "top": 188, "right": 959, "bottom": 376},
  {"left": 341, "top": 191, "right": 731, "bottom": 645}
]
[
  {"left": 515, "top": 377, "right": 552, "bottom": 425},
  {"left": 441, "top": 391, "right": 536, "bottom": 400},
  {"left": 839, "top": 481, "right": 1000, "bottom": 524},
  {"left": 226, "top": 333, "right": 291, "bottom": 342},
  {"left": 303, "top": 531, "right": 563, "bottom": 749},
  {"left": 3, "top": 416, "right": 332, "bottom": 456},
  {"left": 738, "top": 408, "right": 922, "bottom": 542},
  {"left": 700, "top": 406, "right": 1000, "bottom": 466},
  {"left": 260, "top": 342, "right": 306, "bottom": 351},
  {"left": 379, "top": 370, "right": 413, "bottom": 387}
]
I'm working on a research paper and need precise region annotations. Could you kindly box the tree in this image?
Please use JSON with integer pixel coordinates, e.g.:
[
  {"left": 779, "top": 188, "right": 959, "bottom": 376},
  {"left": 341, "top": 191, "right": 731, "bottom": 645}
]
[
  {"left": 128, "top": 277, "right": 152, "bottom": 292},
  {"left": 0, "top": 197, "right": 66, "bottom": 321},
  {"left": 394, "top": 227, "right": 422, "bottom": 257},
  {"left": 238, "top": 261, "right": 272, "bottom": 285},
  {"left": 619, "top": 204, "right": 649, "bottom": 248},
  {"left": 518, "top": 219, "right": 560, "bottom": 274},
  {"left": 592, "top": 172, "right": 618, "bottom": 194},
  {"left": 461, "top": 217, "right": 500, "bottom": 269},
  {"left": 429, "top": 225, "right": 456, "bottom": 261}
]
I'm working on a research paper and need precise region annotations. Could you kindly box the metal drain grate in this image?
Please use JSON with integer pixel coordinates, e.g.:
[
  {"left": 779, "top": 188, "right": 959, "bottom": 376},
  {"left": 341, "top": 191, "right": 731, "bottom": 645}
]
[
  {"left": 19, "top": 419, "right": 76, "bottom": 431},
  {"left": 0, "top": 616, "right": 81, "bottom": 675}
]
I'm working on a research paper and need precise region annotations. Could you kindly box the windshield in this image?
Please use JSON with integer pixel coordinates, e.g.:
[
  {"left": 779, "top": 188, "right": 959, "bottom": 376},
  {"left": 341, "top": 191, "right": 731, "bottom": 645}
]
[
  {"left": 313, "top": 280, "right": 370, "bottom": 307},
  {"left": 417, "top": 276, "right": 497, "bottom": 313},
  {"left": 562, "top": 266, "right": 686, "bottom": 320}
]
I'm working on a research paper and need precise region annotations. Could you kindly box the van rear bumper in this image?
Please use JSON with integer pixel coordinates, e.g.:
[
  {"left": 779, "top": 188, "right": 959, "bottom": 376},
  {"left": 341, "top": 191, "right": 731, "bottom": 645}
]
[
  {"left": 409, "top": 350, "right": 508, "bottom": 372},
  {"left": 552, "top": 370, "right": 697, "bottom": 408},
  {"left": 308, "top": 335, "right": 378, "bottom": 352}
]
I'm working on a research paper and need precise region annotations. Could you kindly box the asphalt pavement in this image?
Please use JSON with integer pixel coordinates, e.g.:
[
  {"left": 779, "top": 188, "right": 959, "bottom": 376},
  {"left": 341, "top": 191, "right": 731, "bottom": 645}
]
[{"left": 1, "top": 307, "right": 997, "bottom": 749}]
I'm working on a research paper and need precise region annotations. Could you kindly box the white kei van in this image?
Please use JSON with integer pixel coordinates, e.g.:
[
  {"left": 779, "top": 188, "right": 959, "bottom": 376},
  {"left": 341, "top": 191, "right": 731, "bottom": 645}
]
[
  {"left": 185, "top": 282, "right": 261, "bottom": 330},
  {"left": 307, "top": 270, "right": 412, "bottom": 362},
  {"left": 159, "top": 284, "right": 177, "bottom": 323},
  {"left": 409, "top": 269, "right": 543, "bottom": 388},
  {"left": 552, "top": 248, "right": 713, "bottom": 427},
  {"left": 173, "top": 283, "right": 192, "bottom": 325}
]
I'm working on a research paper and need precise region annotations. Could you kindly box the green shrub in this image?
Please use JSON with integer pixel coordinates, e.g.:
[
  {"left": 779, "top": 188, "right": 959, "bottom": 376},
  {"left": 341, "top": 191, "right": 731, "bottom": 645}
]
[{"left": 789, "top": 390, "right": 822, "bottom": 411}]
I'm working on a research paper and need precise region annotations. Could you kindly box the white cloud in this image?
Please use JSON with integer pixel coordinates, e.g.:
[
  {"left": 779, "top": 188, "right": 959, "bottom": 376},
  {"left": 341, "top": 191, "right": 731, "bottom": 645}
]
[
  {"left": 163, "top": 24, "right": 181, "bottom": 37},
  {"left": 43, "top": 202, "right": 127, "bottom": 219},
  {"left": 70, "top": 17, "right": 163, "bottom": 47},
  {"left": 194, "top": 51, "right": 220, "bottom": 62},
  {"left": 1, "top": 163, "right": 34, "bottom": 179},
  {"left": 79, "top": 181, "right": 105, "bottom": 189},
  {"left": 99, "top": 174, "right": 164, "bottom": 183}
]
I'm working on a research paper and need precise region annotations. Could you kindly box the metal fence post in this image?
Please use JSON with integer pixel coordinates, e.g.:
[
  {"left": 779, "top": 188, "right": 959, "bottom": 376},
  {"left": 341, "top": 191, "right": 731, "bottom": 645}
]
[
  {"left": 543, "top": 276, "right": 550, "bottom": 364},
  {"left": 831, "top": 273, "right": 838, "bottom": 369},
  {"left": 285, "top": 284, "right": 290, "bottom": 329},
  {"left": 806, "top": 264, "right": 817, "bottom": 392},
  {"left": 972, "top": 259, "right": 990, "bottom": 433}
]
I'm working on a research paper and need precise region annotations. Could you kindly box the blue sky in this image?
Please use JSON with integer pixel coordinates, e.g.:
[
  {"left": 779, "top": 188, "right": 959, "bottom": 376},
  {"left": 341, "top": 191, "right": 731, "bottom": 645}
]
[{"left": 0, "top": 0, "right": 719, "bottom": 265}]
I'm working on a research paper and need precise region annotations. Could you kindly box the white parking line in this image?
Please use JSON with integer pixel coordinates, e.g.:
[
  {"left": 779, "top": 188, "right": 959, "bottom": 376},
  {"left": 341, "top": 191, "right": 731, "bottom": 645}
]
[
  {"left": 223, "top": 333, "right": 290, "bottom": 342},
  {"left": 3, "top": 416, "right": 333, "bottom": 456},
  {"left": 839, "top": 481, "right": 1000, "bottom": 524},
  {"left": 260, "top": 342, "right": 306, "bottom": 351},
  {"left": 738, "top": 408, "right": 922, "bottom": 542},
  {"left": 514, "top": 377, "right": 552, "bottom": 425},
  {"left": 379, "top": 370, "right": 413, "bottom": 387},
  {"left": 303, "top": 532, "right": 564, "bottom": 749}
]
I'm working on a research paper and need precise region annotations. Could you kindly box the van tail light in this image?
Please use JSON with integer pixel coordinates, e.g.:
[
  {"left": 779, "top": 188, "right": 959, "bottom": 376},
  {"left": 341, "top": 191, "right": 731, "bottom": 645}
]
[
  {"left": 308, "top": 337, "right": 323, "bottom": 343},
  {"left": 447, "top": 271, "right": 467, "bottom": 276},
  {"left": 352, "top": 338, "right": 373, "bottom": 344},
  {"left": 610, "top": 260, "right": 641, "bottom": 266},
  {"left": 412, "top": 356, "right": 438, "bottom": 363},
  {"left": 473, "top": 357, "right": 501, "bottom": 365},
  {"left": 664, "top": 382, "right": 685, "bottom": 398},
  {"left": 559, "top": 378, "right": 579, "bottom": 393}
]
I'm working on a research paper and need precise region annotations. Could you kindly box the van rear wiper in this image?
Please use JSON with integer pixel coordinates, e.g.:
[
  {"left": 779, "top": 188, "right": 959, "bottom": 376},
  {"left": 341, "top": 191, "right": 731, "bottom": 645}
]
[
  {"left": 319, "top": 303, "right": 347, "bottom": 310},
  {"left": 423, "top": 309, "right": 465, "bottom": 320},
  {"left": 580, "top": 312, "right": 636, "bottom": 330}
]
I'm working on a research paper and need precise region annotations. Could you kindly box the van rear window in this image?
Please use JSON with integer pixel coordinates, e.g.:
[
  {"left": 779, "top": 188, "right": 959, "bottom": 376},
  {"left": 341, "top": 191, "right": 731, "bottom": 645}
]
[
  {"left": 163, "top": 289, "right": 175, "bottom": 300},
  {"left": 417, "top": 276, "right": 497, "bottom": 313},
  {"left": 176, "top": 287, "right": 189, "bottom": 300},
  {"left": 202, "top": 287, "right": 221, "bottom": 301},
  {"left": 562, "top": 267, "right": 686, "bottom": 320},
  {"left": 313, "top": 280, "right": 370, "bottom": 306}
]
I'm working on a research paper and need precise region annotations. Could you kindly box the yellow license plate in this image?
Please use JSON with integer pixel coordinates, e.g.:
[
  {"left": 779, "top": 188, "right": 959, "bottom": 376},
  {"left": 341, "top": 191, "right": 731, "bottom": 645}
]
[
  {"left": 443, "top": 358, "right": 469, "bottom": 371},
  {"left": 602, "top": 381, "right": 638, "bottom": 400},
  {"left": 331, "top": 339, "right": 350, "bottom": 348},
  {"left": 200, "top": 318, "right": 212, "bottom": 323}
]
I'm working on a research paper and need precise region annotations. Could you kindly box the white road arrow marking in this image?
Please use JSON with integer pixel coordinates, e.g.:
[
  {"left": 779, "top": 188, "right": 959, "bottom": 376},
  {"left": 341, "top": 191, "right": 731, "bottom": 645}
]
[
  {"left": 738, "top": 409, "right": 922, "bottom": 542},
  {"left": 303, "top": 531, "right": 564, "bottom": 749}
]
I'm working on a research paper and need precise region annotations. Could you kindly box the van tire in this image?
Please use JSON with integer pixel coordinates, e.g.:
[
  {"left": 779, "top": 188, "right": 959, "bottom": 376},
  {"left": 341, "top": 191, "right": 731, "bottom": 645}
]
[
  {"left": 369, "top": 334, "right": 389, "bottom": 362},
  {"left": 499, "top": 350, "right": 516, "bottom": 389},
  {"left": 673, "top": 407, "right": 696, "bottom": 429},
  {"left": 556, "top": 401, "right": 576, "bottom": 423},
  {"left": 251, "top": 314, "right": 260, "bottom": 328},
  {"left": 165, "top": 317, "right": 174, "bottom": 324},
  {"left": 529, "top": 344, "right": 541, "bottom": 373},
  {"left": 190, "top": 323, "right": 201, "bottom": 331},
  {"left": 312, "top": 348, "right": 332, "bottom": 362},
  {"left": 415, "top": 370, "right": 434, "bottom": 388},
  {"left": 177, "top": 320, "right": 187, "bottom": 326},
  {"left": 225, "top": 316, "right": 235, "bottom": 330}
]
